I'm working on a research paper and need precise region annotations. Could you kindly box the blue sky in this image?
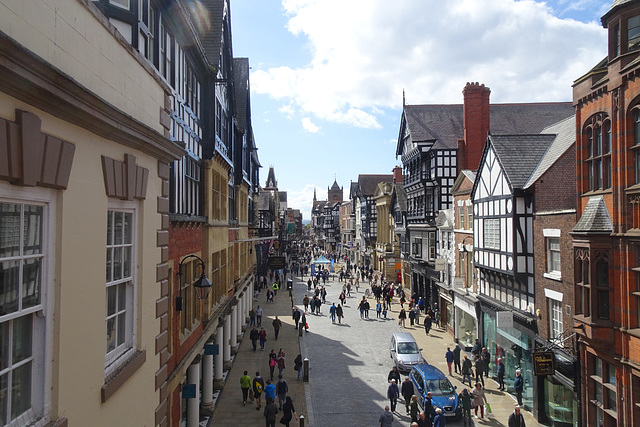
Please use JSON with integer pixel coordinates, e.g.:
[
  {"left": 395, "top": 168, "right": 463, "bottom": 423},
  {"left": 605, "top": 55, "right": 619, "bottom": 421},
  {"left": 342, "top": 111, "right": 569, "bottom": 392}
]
[{"left": 229, "top": 0, "right": 611, "bottom": 219}]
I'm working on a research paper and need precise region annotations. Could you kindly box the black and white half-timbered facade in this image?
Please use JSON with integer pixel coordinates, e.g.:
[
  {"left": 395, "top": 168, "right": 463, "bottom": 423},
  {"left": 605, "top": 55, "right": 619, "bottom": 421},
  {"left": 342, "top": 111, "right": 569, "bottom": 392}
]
[
  {"left": 472, "top": 133, "right": 557, "bottom": 411},
  {"left": 396, "top": 104, "right": 458, "bottom": 305}
]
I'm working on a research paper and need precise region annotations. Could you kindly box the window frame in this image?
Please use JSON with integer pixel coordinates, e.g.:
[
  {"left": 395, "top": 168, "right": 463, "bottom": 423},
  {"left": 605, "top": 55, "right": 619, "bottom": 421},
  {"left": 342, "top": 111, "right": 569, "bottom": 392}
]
[
  {"left": 548, "top": 298, "right": 563, "bottom": 340},
  {"left": 546, "top": 236, "right": 561, "bottom": 277},
  {"left": 584, "top": 114, "right": 611, "bottom": 192},
  {"left": 483, "top": 218, "right": 500, "bottom": 250}
]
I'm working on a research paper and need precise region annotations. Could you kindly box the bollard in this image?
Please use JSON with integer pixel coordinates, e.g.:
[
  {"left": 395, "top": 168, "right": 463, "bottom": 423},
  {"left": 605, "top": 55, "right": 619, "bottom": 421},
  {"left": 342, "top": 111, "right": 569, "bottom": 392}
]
[
  {"left": 303, "top": 358, "right": 309, "bottom": 382},
  {"left": 299, "top": 415, "right": 305, "bottom": 427}
]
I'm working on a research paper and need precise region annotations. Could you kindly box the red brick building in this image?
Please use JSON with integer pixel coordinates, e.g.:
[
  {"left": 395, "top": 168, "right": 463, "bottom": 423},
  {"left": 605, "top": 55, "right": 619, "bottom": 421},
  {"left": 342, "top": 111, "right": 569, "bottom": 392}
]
[{"left": 572, "top": 1, "right": 640, "bottom": 425}]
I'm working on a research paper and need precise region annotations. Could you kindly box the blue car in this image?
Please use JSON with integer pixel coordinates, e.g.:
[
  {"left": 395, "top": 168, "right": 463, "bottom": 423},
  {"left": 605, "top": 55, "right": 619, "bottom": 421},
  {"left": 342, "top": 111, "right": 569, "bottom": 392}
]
[{"left": 409, "top": 364, "right": 460, "bottom": 420}]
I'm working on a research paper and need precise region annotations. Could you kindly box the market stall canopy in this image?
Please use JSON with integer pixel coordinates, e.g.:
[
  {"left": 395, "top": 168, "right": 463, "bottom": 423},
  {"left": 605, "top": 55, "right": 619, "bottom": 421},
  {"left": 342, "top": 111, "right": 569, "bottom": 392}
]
[{"left": 312, "top": 256, "right": 331, "bottom": 264}]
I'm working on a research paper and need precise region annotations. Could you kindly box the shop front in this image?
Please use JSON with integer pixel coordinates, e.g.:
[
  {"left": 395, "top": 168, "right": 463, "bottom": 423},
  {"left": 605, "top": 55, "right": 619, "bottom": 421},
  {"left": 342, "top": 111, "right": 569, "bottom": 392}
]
[
  {"left": 436, "top": 286, "right": 454, "bottom": 333},
  {"left": 482, "top": 306, "right": 536, "bottom": 411},
  {"left": 453, "top": 290, "right": 479, "bottom": 350}
]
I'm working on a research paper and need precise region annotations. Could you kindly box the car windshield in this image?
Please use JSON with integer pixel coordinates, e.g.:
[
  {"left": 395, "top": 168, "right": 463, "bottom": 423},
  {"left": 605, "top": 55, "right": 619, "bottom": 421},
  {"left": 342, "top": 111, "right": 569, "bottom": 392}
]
[
  {"left": 397, "top": 342, "right": 420, "bottom": 354},
  {"left": 423, "top": 378, "right": 455, "bottom": 396}
]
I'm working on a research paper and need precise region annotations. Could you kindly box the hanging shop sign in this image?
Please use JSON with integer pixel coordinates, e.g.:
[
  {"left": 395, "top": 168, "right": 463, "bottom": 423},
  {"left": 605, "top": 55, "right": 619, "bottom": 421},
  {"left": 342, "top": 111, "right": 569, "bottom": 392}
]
[{"left": 533, "top": 351, "right": 555, "bottom": 376}]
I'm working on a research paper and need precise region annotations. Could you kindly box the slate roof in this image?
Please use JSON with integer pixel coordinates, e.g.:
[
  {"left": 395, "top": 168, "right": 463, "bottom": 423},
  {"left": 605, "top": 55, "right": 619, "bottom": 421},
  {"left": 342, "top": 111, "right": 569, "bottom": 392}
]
[
  {"left": 524, "top": 115, "right": 575, "bottom": 189},
  {"left": 265, "top": 166, "right": 277, "bottom": 188},
  {"left": 279, "top": 191, "right": 287, "bottom": 202},
  {"left": 602, "top": 0, "right": 636, "bottom": 23},
  {"left": 573, "top": 196, "right": 613, "bottom": 233},
  {"left": 233, "top": 58, "right": 249, "bottom": 132},
  {"left": 489, "top": 134, "right": 557, "bottom": 189},
  {"left": 394, "top": 184, "right": 407, "bottom": 212},
  {"left": 358, "top": 174, "right": 393, "bottom": 196},
  {"left": 398, "top": 102, "right": 574, "bottom": 154},
  {"left": 200, "top": 0, "right": 226, "bottom": 69},
  {"left": 330, "top": 179, "right": 341, "bottom": 190}
]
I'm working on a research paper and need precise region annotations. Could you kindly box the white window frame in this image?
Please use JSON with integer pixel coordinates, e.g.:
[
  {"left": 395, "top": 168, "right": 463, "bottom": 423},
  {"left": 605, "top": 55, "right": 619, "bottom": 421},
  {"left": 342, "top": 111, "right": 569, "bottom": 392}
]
[
  {"left": 483, "top": 218, "right": 500, "bottom": 250},
  {"left": 105, "top": 202, "right": 137, "bottom": 376},
  {"left": 548, "top": 298, "right": 563, "bottom": 340},
  {"left": 543, "top": 229, "right": 562, "bottom": 280},
  {"left": 0, "top": 184, "right": 54, "bottom": 427}
]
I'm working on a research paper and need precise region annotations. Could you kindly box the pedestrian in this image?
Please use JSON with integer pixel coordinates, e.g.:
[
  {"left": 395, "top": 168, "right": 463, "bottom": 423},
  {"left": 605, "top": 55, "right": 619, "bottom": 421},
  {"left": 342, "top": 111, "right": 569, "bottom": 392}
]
[
  {"left": 432, "top": 408, "right": 445, "bottom": 427},
  {"left": 514, "top": 369, "right": 524, "bottom": 406},
  {"left": 417, "top": 411, "right": 427, "bottom": 427},
  {"left": 293, "top": 308, "right": 301, "bottom": 329},
  {"left": 379, "top": 405, "right": 394, "bottom": 427},
  {"left": 336, "top": 304, "right": 344, "bottom": 323},
  {"left": 294, "top": 353, "right": 303, "bottom": 380},
  {"left": 268, "top": 349, "right": 277, "bottom": 381},
  {"left": 259, "top": 328, "right": 267, "bottom": 351},
  {"left": 281, "top": 396, "right": 297, "bottom": 427},
  {"left": 508, "top": 405, "right": 526, "bottom": 427},
  {"left": 453, "top": 344, "right": 461, "bottom": 374},
  {"left": 458, "top": 388, "right": 472, "bottom": 426},
  {"left": 474, "top": 356, "right": 485, "bottom": 386},
  {"left": 376, "top": 301, "right": 382, "bottom": 318},
  {"left": 301, "top": 312, "right": 308, "bottom": 332},
  {"left": 240, "top": 370, "right": 252, "bottom": 406},
  {"left": 401, "top": 377, "right": 413, "bottom": 414},
  {"left": 315, "top": 297, "right": 322, "bottom": 314},
  {"left": 359, "top": 297, "right": 366, "bottom": 319},
  {"left": 481, "top": 347, "right": 491, "bottom": 378},
  {"left": 309, "top": 297, "right": 316, "bottom": 313},
  {"left": 339, "top": 290, "right": 346, "bottom": 306},
  {"left": 329, "top": 302, "right": 337, "bottom": 322},
  {"left": 496, "top": 358, "right": 505, "bottom": 390},
  {"left": 250, "top": 326, "right": 259, "bottom": 352},
  {"left": 461, "top": 355, "right": 473, "bottom": 387},
  {"left": 408, "top": 306, "right": 416, "bottom": 326},
  {"left": 387, "top": 379, "right": 400, "bottom": 413},
  {"left": 321, "top": 286, "right": 327, "bottom": 303},
  {"left": 263, "top": 395, "right": 278, "bottom": 427},
  {"left": 264, "top": 379, "right": 276, "bottom": 403},
  {"left": 272, "top": 316, "right": 282, "bottom": 341},
  {"left": 256, "top": 305, "right": 263, "bottom": 326},
  {"left": 445, "top": 347, "right": 454, "bottom": 375},
  {"left": 398, "top": 308, "right": 407, "bottom": 327},
  {"left": 423, "top": 313, "right": 432, "bottom": 335},
  {"left": 424, "top": 392, "right": 434, "bottom": 426},
  {"left": 303, "top": 294, "right": 309, "bottom": 312},
  {"left": 388, "top": 366, "right": 401, "bottom": 383},
  {"left": 364, "top": 299, "right": 370, "bottom": 318},
  {"left": 276, "top": 374, "right": 288, "bottom": 410},
  {"left": 277, "top": 348, "right": 286, "bottom": 376},
  {"left": 410, "top": 395, "right": 419, "bottom": 423},
  {"left": 472, "top": 382, "right": 488, "bottom": 420},
  {"left": 471, "top": 338, "right": 480, "bottom": 359},
  {"left": 250, "top": 308, "right": 256, "bottom": 326},
  {"left": 253, "top": 372, "right": 265, "bottom": 410}
]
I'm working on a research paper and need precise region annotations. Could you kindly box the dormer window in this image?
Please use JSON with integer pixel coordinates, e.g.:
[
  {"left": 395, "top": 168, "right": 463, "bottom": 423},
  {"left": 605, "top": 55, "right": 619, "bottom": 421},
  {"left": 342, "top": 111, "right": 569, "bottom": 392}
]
[{"left": 629, "top": 15, "right": 640, "bottom": 52}]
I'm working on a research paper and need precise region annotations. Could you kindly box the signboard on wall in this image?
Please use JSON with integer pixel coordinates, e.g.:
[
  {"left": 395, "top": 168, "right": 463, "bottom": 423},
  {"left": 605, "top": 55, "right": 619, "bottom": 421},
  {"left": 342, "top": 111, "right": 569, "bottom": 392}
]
[
  {"left": 435, "top": 258, "right": 446, "bottom": 271},
  {"left": 533, "top": 351, "right": 555, "bottom": 376},
  {"left": 496, "top": 311, "right": 513, "bottom": 329},
  {"left": 268, "top": 256, "right": 286, "bottom": 269}
]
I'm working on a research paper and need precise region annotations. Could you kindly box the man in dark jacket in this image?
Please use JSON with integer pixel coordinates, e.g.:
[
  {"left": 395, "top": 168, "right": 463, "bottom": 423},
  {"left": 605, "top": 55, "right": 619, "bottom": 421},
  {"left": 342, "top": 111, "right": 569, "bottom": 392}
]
[
  {"left": 514, "top": 369, "right": 524, "bottom": 406},
  {"left": 459, "top": 388, "right": 472, "bottom": 426},
  {"left": 388, "top": 366, "right": 401, "bottom": 383},
  {"left": 250, "top": 326, "right": 259, "bottom": 352},
  {"left": 496, "top": 358, "right": 506, "bottom": 390},
  {"left": 387, "top": 379, "right": 400, "bottom": 413},
  {"left": 423, "top": 314, "right": 432, "bottom": 336},
  {"left": 453, "top": 344, "right": 462, "bottom": 374},
  {"left": 474, "top": 356, "right": 485, "bottom": 386},
  {"left": 461, "top": 355, "right": 473, "bottom": 387},
  {"left": 424, "top": 392, "right": 434, "bottom": 426},
  {"left": 508, "top": 405, "right": 526, "bottom": 427},
  {"left": 263, "top": 396, "right": 278, "bottom": 427},
  {"left": 471, "top": 338, "right": 481, "bottom": 359},
  {"left": 401, "top": 377, "right": 414, "bottom": 415}
]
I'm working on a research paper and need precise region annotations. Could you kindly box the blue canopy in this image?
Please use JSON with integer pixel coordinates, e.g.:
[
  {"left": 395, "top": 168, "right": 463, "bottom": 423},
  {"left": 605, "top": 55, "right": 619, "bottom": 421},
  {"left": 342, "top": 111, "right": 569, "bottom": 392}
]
[{"left": 312, "top": 255, "right": 331, "bottom": 264}]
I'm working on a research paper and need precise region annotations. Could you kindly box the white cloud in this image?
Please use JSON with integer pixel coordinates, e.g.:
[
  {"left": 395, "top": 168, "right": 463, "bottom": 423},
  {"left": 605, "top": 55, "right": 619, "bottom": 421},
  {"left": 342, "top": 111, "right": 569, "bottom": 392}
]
[
  {"left": 301, "top": 117, "right": 320, "bottom": 133},
  {"left": 285, "top": 184, "right": 323, "bottom": 220},
  {"left": 279, "top": 103, "right": 296, "bottom": 118},
  {"left": 251, "top": 0, "right": 607, "bottom": 126}
]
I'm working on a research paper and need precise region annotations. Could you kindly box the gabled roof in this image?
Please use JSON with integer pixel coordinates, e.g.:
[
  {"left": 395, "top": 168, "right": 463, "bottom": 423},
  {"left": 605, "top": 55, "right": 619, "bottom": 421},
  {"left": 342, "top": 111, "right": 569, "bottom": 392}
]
[
  {"left": 489, "top": 134, "right": 556, "bottom": 189},
  {"left": 573, "top": 196, "right": 613, "bottom": 234},
  {"left": 349, "top": 181, "right": 359, "bottom": 198},
  {"left": 451, "top": 170, "right": 476, "bottom": 195},
  {"left": 397, "top": 102, "right": 574, "bottom": 155},
  {"left": 357, "top": 174, "right": 393, "bottom": 196},
  {"left": 330, "top": 179, "right": 341, "bottom": 191},
  {"left": 524, "top": 115, "right": 575, "bottom": 189}
]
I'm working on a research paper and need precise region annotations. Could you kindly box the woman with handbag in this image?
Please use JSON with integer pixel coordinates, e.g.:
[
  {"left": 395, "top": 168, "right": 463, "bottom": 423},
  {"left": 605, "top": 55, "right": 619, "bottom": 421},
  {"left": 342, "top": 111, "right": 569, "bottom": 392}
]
[
  {"left": 472, "top": 382, "right": 488, "bottom": 420},
  {"left": 280, "top": 396, "right": 296, "bottom": 426}
]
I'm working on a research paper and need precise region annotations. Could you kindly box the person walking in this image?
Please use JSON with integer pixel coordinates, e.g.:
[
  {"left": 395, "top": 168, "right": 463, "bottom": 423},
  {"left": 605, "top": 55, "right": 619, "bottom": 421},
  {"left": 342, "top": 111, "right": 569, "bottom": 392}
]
[
  {"left": 293, "top": 308, "right": 301, "bottom": 329},
  {"left": 329, "top": 302, "right": 337, "bottom": 323},
  {"left": 255, "top": 305, "right": 263, "bottom": 326},
  {"left": 409, "top": 395, "right": 419, "bottom": 423},
  {"left": 294, "top": 353, "right": 303, "bottom": 380},
  {"left": 424, "top": 392, "right": 434, "bottom": 426},
  {"left": 376, "top": 301, "right": 382, "bottom": 318},
  {"left": 398, "top": 308, "right": 407, "bottom": 327},
  {"left": 474, "top": 356, "right": 485, "bottom": 387},
  {"left": 358, "top": 297, "right": 366, "bottom": 319},
  {"left": 387, "top": 379, "right": 400, "bottom": 413},
  {"left": 496, "top": 358, "right": 505, "bottom": 390},
  {"left": 508, "top": 405, "right": 526, "bottom": 427},
  {"left": 481, "top": 347, "right": 491, "bottom": 378},
  {"left": 339, "top": 290, "right": 346, "bottom": 307},
  {"left": 240, "top": 370, "right": 252, "bottom": 406},
  {"left": 461, "top": 355, "right": 473, "bottom": 388},
  {"left": 264, "top": 379, "right": 276, "bottom": 403},
  {"left": 401, "top": 377, "right": 414, "bottom": 415},
  {"left": 471, "top": 338, "right": 480, "bottom": 359},
  {"left": 281, "top": 396, "right": 297, "bottom": 427},
  {"left": 423, "top": 313, "right": 432, "bottom": 336},
  {"left": 388, "top": 366, "right": 401, "bottom": 384},
  {"left": 514, "top": 369, "right": 524, "bottom": 406},
  {"left": 249, "top": 308, "right": 256, "bottom": 326},
  {"left": 453, "top": 344, "right": 462, "bottom": 374},
  {"left": 303, "top": 294, "right": 309, "bottom": 312},
  {"left": 408, "top": 306, "right": 416, "bottom": 326},
  {"left": 272, "top": 316, "right": 282, "bottom": 341},
  {"left": 336, "top": 304, "right": 344, "bottom": 323},
  {"left": 268, "top": 349, "right": 277, "bottom": 381},
  {"left": 259, "top": 328, "right": 267, "bottom": 351},
  {"left": 276, "top": 374, "right": 288, "bottom": 410},
  {"left": 458, "top": 388, "right": 472, "bottom": 426},
  {"left": 277, "top": 348, "right": 286, "bottom": 376},
  {"left": 472, "top": 382, "right": 488, "bottom": 420},
  {"left": 253, "top": 372, "right": 265, "bottom": 410},
  {"left": 250, "top": 326, "right": 259, "bottom": 352},
  {"left": 263, "top": 396, "right": 278, "bottom": 427},
  {"left": 364, "top": 299, "right": 370, "bottom": 318},
  {"left": 445, "top": 347, "right": 454, "bottom": 375},
  {"left": 379, "top": 405, "right": 394, "bottom": 427}
]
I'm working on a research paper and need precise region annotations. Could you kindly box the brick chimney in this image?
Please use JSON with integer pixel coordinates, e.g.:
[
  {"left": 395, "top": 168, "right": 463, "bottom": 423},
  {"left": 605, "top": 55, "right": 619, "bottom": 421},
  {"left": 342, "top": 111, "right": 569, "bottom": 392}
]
[
  {"left": 392, "top": 165, "right": 403, "bottom": 183},
  {"left": 462, "top": 82, "right": 490, "bottom": 171}
]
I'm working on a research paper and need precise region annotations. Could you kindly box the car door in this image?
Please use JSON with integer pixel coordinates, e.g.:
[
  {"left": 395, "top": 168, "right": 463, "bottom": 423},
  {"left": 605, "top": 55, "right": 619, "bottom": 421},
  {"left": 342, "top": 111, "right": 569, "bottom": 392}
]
[{"left": 410, "top": 369, "right": 425, "bottom": 408}]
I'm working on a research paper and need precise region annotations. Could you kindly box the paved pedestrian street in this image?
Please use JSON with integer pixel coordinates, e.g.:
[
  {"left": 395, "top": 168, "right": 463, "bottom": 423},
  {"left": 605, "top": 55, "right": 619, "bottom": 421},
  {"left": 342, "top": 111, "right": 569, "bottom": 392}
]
[{"left": 210, "top": 268, "right": 541, "bottom": 426}]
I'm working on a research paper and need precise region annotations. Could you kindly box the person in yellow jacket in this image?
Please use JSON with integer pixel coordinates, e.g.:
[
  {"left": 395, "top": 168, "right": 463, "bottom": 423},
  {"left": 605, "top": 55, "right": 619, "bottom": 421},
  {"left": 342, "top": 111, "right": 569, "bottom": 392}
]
[{"left": 240, "top": 370, "right": 252, "bottom": 406}]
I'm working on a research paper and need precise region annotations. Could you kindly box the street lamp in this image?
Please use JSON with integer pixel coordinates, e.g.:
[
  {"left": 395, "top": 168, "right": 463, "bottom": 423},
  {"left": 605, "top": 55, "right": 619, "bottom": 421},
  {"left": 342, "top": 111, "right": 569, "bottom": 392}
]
[
  {"left": 176, "top": 254, "right": 212, "bottom": 311},
  {"left": 458, "top": 235, "right": 473, "bottom": 259}
]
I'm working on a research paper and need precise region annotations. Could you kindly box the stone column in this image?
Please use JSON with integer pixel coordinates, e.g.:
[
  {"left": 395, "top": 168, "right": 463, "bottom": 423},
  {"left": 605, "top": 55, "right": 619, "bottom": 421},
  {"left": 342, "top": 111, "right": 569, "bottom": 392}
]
[
  {"left": 237, "top": 298, "right": 244, "bottom": 339},
  {"left": 230, "top": 305, "right": 238, "bottom": 354},
  {"left": 214, "top": 325, "right": 224, "bottom": 389},
  {"left": 223, "top": 313, "right": 232, "bottom": 369},
  {"left": 201, "top": 339, "right": 214, "bottom": 413},
  {"left": 186, "top": 358, "right": 201, "bottom": 427}
]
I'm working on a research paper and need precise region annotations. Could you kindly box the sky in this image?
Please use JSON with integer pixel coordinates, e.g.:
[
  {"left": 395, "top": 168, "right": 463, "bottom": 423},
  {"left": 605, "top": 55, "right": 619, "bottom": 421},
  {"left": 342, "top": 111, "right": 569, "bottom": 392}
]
[{"left": 229, "top": 0, "right": 611, "bottom": 220}]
